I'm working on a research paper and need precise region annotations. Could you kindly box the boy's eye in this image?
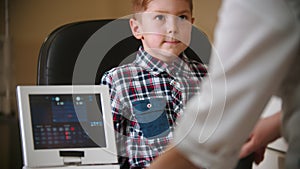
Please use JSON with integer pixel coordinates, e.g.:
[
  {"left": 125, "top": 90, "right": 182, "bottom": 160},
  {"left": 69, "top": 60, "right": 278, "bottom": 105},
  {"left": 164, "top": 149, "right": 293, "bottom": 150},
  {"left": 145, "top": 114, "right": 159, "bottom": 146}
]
[
  {"left": 155, "top": 15, "right": 165, "bottom": 21},
  {"left": 178, "top": 15, "right": 188, "bottom": 20}
]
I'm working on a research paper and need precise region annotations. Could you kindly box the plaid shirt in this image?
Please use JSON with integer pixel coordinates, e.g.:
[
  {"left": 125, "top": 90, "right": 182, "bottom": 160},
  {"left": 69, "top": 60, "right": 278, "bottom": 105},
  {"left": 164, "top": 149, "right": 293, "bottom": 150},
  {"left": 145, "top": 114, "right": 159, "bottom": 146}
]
[{"left": 100, "top": 47, "right": 207, "bottom": 169}]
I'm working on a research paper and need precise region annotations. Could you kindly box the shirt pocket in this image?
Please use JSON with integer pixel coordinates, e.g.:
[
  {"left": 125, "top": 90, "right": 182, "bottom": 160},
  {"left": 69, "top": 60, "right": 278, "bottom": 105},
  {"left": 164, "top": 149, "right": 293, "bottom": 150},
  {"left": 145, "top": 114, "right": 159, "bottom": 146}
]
[{"left": 132, "top": 98, "right": 170, "bottom": 139}]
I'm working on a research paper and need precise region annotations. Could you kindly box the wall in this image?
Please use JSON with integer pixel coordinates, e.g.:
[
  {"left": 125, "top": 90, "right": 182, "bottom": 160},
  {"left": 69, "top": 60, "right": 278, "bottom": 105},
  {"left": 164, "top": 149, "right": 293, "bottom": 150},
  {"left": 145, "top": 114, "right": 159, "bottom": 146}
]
[{"left": 11, "top": 0, "right": 131, "bottom": 86}]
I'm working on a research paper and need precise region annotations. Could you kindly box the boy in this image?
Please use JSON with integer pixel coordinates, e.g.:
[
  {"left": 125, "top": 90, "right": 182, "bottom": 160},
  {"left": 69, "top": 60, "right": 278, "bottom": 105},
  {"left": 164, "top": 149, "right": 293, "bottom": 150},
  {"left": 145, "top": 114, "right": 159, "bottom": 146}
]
[{"left": 100, "top": 0, "right": 207, "bottom": 168}]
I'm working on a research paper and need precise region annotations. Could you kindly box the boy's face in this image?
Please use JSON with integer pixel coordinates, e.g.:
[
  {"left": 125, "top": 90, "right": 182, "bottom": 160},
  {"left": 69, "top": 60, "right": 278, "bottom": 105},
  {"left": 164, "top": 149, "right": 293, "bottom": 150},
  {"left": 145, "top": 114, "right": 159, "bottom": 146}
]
[{"left": 130, "top": 0, "right": 194, "bottom": 62}]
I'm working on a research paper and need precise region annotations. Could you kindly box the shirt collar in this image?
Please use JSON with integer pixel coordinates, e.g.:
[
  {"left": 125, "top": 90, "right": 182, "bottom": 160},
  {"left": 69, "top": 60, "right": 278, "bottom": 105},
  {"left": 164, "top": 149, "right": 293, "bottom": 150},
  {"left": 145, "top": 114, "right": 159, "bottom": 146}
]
[
  {"left": 134, "top": 46, "right": 193, "bottom": 78},
  {"left": 134, "top": 46, "right": 168, "bottom": 74}
]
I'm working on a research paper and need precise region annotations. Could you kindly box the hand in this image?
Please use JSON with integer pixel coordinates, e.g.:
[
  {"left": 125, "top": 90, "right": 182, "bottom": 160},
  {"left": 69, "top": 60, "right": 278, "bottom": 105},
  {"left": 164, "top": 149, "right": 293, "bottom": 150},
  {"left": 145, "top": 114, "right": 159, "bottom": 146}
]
[{"left": 239, "top": 112, "right": 282, "bottom": 164}]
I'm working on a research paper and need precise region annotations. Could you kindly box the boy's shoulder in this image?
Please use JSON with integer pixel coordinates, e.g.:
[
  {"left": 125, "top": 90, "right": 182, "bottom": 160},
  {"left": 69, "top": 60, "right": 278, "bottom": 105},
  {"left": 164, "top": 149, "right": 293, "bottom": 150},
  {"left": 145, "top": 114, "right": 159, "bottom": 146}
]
[{"left": 182, "top": 55, "right": 208, "bottom": 73}]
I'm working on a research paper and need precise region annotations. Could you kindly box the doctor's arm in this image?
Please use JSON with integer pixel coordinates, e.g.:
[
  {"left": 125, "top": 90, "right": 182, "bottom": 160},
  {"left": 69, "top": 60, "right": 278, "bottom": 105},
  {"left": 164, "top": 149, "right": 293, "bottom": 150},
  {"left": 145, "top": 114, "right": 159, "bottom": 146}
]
[
  {"left": 148, "top": 146, "right": 201, "bottom": 169},
  {"left": 239, "top": 111, "right": 282, "bottom": 164}
]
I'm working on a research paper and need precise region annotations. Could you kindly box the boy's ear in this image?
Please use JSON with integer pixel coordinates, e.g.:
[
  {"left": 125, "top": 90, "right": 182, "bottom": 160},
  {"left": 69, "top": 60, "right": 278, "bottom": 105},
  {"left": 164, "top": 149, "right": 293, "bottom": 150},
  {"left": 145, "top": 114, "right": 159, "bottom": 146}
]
[{"left": 129, "top": 18, "right": 143, "bottom": 40}]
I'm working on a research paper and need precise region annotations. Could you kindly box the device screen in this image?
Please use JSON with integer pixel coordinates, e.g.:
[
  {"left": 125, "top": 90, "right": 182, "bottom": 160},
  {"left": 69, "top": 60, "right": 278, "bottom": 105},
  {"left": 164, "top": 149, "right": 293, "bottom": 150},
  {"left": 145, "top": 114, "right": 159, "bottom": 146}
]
[{"left": 29, "top": 94, "right": 106, "bottom": 149}]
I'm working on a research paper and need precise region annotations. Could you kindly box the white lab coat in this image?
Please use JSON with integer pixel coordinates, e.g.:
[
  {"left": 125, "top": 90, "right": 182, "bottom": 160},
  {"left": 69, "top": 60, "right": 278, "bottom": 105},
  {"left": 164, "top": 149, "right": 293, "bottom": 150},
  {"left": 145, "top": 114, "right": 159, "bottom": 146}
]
[{"left": 174, "top": 0, "right": 300, "bottom": 168}]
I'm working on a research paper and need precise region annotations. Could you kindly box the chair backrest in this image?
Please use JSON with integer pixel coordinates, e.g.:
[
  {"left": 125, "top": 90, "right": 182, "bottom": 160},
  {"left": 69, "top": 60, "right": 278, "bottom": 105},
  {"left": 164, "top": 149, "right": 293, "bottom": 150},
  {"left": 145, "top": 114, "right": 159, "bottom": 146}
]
[{"left": 37, "top": 19, "right": 211, "bottom": 85}]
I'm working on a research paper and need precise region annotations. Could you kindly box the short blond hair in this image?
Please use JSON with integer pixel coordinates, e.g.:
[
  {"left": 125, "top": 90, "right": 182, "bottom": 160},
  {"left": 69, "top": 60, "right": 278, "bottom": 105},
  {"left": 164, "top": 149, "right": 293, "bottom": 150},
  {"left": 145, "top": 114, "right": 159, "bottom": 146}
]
[{"left": 131, "top": 0, "right": 193, "bottom": 13}]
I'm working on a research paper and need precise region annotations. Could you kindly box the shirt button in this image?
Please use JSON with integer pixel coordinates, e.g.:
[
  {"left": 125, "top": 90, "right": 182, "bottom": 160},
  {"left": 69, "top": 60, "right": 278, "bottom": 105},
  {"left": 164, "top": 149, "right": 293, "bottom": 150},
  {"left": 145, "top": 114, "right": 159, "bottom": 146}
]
[{"left": 147, "top": 103, "right": 152, "bottom": 109}]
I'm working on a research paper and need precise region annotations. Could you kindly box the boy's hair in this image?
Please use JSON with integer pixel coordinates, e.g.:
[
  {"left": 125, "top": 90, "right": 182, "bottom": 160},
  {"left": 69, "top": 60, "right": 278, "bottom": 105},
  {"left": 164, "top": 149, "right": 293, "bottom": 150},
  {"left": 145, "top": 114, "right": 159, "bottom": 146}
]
[{"left": 131, "top": 0, "right": 193, "bottom": 13}]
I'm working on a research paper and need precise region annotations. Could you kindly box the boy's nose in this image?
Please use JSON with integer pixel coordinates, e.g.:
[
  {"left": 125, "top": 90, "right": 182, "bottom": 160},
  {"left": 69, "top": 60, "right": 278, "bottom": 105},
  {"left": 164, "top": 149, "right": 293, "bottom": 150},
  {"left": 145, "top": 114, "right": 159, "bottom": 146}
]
[{"left": 167, "top": 17, "right": 178, "bottom": 34}]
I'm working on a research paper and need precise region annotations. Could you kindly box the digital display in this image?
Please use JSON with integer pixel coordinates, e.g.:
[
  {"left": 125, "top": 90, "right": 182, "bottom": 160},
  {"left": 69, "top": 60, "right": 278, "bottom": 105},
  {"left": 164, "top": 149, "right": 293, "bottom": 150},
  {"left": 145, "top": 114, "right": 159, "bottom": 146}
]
[{"left": 29, "top": 94, "right": 106, "bottom": 149}]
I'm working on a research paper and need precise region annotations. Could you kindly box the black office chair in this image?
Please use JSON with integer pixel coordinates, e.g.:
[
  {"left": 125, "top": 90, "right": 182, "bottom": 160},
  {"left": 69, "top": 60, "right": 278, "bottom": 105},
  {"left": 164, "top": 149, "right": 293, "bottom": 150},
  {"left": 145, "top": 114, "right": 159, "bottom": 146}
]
[
  {"left": 37, "top": 19, "right": 211, "bottom": 85},
  {"left": 36, "top": 19, "right": 253, "bottom": 168}
]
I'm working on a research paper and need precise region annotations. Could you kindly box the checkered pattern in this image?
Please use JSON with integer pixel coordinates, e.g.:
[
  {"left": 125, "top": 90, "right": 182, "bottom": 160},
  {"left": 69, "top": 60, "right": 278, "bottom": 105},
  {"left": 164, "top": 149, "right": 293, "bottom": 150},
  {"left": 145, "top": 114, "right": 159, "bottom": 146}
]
[{"left": 100, "top": 47, "right": 207, "bottom": 168}]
